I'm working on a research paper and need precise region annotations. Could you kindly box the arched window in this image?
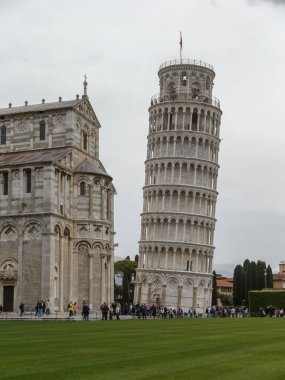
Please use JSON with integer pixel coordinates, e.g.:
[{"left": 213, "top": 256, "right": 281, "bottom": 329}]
[
  {"left": 181, "top": 73, "right": 187, "bottom": 86},
  {"left": 40, "top": 120, "right": 46, "bottom": 141},
  {"left": 80, "top": 181, "right": 86, "bottom": 196},
  {"left": 24, "top": 169, "right": 32, "bottom": 193},
  {"left": 3, "top": 172, "right": 8, "bottom": 195},
  {"left": 1, "top": 125, "right": 6, "bottom": 145},
  {"left": 206, "top": 76, "right": 210, "bottom": 90},
  {"left": 83, "top": 132, "right": 88, "bottom": 150},
  {"left": 192, "top": 112, "right": 198, "bottom": 131}
]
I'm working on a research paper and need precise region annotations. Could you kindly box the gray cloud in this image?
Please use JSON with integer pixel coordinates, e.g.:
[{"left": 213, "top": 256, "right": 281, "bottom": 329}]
[{"left": 248, "top": 0, "right": 285, "bottom": 5}]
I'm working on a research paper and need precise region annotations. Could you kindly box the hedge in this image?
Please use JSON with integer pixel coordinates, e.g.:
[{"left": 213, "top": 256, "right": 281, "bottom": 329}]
[{"left": 249, "top": 290, "right": 285, "bottom": 313}]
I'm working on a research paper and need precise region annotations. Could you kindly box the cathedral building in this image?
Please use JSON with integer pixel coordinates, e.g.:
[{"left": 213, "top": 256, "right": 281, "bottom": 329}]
[
  {"left": 134, "top": 59, "right": 222, "bottom": 312},
  {"left": 0, "top": 79, "right": 115, "bottom": 312}
]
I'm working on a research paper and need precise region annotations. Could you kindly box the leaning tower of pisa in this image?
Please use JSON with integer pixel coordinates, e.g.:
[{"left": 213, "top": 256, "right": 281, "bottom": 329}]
[{"left": 134, "top": 59, "right": 222, "bottom": 313}]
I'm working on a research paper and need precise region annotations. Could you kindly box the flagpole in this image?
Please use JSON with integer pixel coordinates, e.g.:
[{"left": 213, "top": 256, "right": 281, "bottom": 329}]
[{"left": 179, "top": 32, "right": 182, "bottom": 62}]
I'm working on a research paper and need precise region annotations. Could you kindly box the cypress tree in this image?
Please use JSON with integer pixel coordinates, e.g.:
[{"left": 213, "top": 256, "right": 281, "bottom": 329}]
[
  {"left": 248, "top": 261, "right": 256, "bottom": 291},
  {"left": 233, "top": 265, "right": 245, "bottom": 305},
  {"left": 212, "top": 271, "right": 217, "bottom": 306},
  {"left": 266, "top": 265, "right": 273, "bottom": 288},
  {"left": 256, "top": 260, "right": 266, "bottom": 290},
  {"left": 243, "top": 259, "right": 250, "bottom": 302}
]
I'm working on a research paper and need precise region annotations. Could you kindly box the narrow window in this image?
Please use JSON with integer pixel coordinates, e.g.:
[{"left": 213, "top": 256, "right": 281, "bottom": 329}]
[
  {"left": 3, "top": 172, "right": 8, "bottom": 195},
  {"left": 1, "top": 125, "right": 6, "bottom": 145},
  {"left": 60, "top": 205, "right": 64, "bottom": 215},
  {"left": 182, "top": 75, "right": 187, "bottom": 86},
  {"left": 206, "top": 77, "right": 210, "bottom": 90},
  {"left": 25, "top": 169, "right": 32, "bottom": 193},
  {"left": 83, "top": 132, "right": 88, "bottom": 150},
  {"left": 192, "top": 113, "right": 198, "bottom": 131},
  {"left": 80, "top": 181, "right": 86, "bottom": 196},
  {"left": 186, "top": 260, "right": 189, "bottom": 271},
  {"left": 40, "top": 120, "right": 46, "bottom": 141}
]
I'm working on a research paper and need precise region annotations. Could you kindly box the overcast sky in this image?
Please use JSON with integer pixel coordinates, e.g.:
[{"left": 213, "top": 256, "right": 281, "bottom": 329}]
[{"left": 1, "top": 0, "right": 285, "bottom": 271}]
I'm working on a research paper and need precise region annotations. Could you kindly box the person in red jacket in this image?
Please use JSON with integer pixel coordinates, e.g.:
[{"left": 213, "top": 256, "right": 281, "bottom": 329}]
[{"left": 101, "top": 302, "right": 109, "bottom": 320}]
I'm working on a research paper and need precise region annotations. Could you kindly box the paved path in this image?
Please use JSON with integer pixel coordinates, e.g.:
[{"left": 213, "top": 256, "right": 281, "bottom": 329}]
[{"left": 0, "top": 311, "right": 134, "bottom": 321}]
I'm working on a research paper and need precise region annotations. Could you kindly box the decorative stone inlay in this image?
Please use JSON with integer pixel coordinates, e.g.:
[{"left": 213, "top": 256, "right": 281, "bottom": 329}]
[
  {"left": 153, "top": 276, "right": 162, "bottom": 288},
  {"left": 183, "top": 278, "right": 193, "bottom": 289},
  {"left": 25, "top": 224, "right": 41, "bottom": 240},
  {"left": 78, "top": 224, "right": 89, "bottom": 237},
  {"left": 1, "top": 225, "right": 17, "bottom": 241},
  {"left": 94, "top": 225, "right": 102, "bottom": 238},
  {"left": 18, "top": 119, "right": 28, "bottom": 131},
  {"left": 167, "top": 277, "right": 179, "bottom": 289},
  {"left": 55, "top": 115, "right": 64, "bottom": 126}
]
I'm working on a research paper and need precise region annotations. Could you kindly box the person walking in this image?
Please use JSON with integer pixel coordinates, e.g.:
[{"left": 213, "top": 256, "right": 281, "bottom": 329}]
[
  {"left": 19, "top": 303, "right": 24, "bottom": 317},
  {"left": 82, "top": 301, "right": 90, "bottom": 321},
  {"left": 68, "top": 301, "right": 74, "bottom": 318},
  {"left": 115, "top": 304, "right": 120, "bottom": 320},
  {"left": 101, "top": 302, "right": 109, "bottom": 320}
]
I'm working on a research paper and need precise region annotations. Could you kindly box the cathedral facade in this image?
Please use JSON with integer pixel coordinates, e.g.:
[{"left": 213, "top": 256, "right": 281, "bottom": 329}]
[
  {"left": 134, "top": 59, "right": 222, "bottom": 312},
  {"left": 0, "top": 82, "right": 115, "bottom": 312}
]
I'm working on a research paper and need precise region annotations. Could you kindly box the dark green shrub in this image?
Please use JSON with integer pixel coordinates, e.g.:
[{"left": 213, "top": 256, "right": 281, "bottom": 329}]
[{"left": 249, "top": 290, "right": 285, "bottom": 313}]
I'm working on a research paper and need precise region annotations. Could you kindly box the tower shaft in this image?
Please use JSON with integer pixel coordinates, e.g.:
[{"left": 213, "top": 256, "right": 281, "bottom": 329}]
[{"left": 134, "top": 59, "right": 222, "bottom": 312}]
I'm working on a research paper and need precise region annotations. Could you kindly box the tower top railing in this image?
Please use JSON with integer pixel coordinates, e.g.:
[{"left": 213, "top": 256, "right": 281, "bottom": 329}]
[
  {"left": 159, "top": 59, "right": 214, "bottom": 71},
  {"left": 151, "top": 93, "right": 220, "bottom": 109}
]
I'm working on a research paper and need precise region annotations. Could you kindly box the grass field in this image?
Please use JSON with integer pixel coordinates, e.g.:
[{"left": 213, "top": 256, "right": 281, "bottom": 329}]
[{"left": 1, "top": 318, "right": 285, "bottom": 379}]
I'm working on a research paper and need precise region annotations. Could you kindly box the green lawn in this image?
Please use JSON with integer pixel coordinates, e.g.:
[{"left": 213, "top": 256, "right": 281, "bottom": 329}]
[{"left": 0, "top": 318, "right": 284, "bottom": 379}]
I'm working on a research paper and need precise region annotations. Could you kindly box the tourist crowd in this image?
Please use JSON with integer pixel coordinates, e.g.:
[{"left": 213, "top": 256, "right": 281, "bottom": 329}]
[{"left": 2, "top": 300, "right": 283, "bottom": 320}]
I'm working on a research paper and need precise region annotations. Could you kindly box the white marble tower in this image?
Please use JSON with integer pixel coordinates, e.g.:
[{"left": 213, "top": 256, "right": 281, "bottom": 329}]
[{"left": 134, "top": 59, "right": 222, "bottom": 312}]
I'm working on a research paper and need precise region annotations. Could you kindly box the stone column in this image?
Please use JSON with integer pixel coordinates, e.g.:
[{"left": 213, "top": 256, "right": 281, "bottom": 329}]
[
  {"left": 147, "top": 282, "right": 152, "bottom": 304},
  {"left": 182, "top": 221, "right": 186, "bottom": 242},
  {"left": 174, "top": 111, "right": 178, "bottom": 130},
  {"left": 101, "top": 187, "right": 105, "bottom": 220},
  {"left": 193, "top": 286, "right": 198, "bottom": 308},
  {"left": 182, "top": 111, "right": 186, "bottom": 130},
  {"left": 136, "top": 282, "right": 142, "bottom": 304},
  {"left": 100, "top": 253, "right": 106, "bottom": 304},
  {"left": 89, "top": 184, "right": 93, "bottom": 219},
  {"left": 59, "top": 233, "right": 64, "bottom": 311},
  {"left": 72, "top": 245, "right": 78, "bottom": 302},
  {"left": 194, "top": 166, "right": 197, "bottom": 185},
  {"left": 88, "top": 250, "right": 94, "bottom": 309},
  {"left": 197, "top": 111, "right": 201, "bottom": 131},
  {"left": 177, "top": 285, "right": 183, "bottom": 308},
  {"left": 161, "top": 284, "right": 167, "bottom": 306},
  {"left": 68, "top": 237, "right": 73, "bottom": 302},
  {"left": 31, "top": 169, "right": 36, "bottom": 210},
  {"left": 181, "top": 251, "right": 184, "bottom": 271},
  {"left": 16, "top": 232, "right": 24, "bottom": 307},
  {"left": 173, "top": 139, "right": 176, "bottom": 156},
  {"left": 41, "top": 231, "right": 56, "bottom": 313},
  {"left": 209, "top": 256, "right": 213, "bottom": 273}
]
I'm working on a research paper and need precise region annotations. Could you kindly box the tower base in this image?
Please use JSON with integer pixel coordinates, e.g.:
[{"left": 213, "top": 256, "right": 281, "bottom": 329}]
[{"left": 134, "top": 269, "right": 212, "bottom": 314}]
